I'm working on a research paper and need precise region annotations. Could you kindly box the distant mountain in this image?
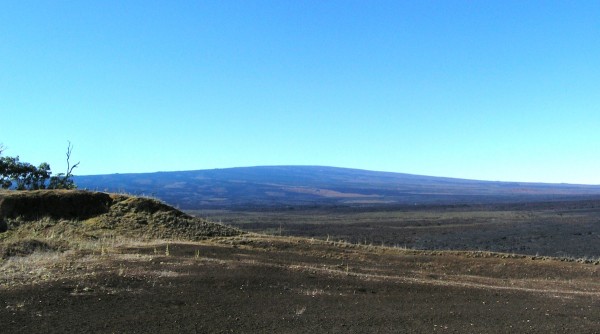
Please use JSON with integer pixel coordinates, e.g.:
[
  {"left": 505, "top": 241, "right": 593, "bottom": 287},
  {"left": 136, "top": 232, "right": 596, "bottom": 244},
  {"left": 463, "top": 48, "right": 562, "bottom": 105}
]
[{"left": 74, "top": 166, "right": 600, "bottom": 210}]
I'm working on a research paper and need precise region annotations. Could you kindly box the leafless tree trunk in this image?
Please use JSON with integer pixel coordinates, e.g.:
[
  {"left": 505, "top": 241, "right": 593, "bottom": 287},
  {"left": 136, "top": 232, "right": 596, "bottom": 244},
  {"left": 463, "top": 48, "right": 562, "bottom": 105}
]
[{"left": 65, "top": 141, "right": 80, "bottom": 178}]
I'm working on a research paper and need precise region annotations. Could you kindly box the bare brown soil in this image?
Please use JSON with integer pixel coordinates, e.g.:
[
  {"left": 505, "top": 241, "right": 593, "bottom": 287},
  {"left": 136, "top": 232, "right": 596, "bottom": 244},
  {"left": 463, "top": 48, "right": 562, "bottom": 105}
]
[{"left": 2, "top": 235, "right": 600, "bottom": 333}]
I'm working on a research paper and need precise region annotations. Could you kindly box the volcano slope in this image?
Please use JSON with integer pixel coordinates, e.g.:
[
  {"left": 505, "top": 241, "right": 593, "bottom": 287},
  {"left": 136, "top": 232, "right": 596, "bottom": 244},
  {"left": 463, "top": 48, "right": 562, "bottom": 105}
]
[{"left": 1, "top": 190, "right": 600, "bottom": 333}]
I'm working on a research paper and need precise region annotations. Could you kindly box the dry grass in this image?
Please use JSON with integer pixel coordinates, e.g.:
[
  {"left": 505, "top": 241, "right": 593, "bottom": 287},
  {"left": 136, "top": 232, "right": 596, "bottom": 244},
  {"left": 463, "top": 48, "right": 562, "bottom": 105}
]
[
  {"left": 0, "top": 190, "right": 245, "bottom": 290},
  {"left": 3, "top": 193, "right": 600, "bottom": 333},
  {"left": 2, "top": 190, "right": 599, "bottom": 294}
]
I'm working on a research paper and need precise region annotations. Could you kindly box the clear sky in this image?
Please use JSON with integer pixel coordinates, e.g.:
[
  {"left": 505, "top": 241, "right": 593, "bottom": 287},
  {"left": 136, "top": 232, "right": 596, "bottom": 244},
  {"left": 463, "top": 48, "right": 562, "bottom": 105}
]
[{"left": 1, "top": 1, "right": 599, "bottom": 184}]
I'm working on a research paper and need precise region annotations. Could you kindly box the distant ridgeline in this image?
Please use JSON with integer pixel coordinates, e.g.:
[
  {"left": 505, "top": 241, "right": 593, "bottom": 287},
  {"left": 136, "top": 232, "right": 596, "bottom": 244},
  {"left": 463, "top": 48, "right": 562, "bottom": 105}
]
[{"left": 74, "top": 166, "right": 600, "bottom": 210}]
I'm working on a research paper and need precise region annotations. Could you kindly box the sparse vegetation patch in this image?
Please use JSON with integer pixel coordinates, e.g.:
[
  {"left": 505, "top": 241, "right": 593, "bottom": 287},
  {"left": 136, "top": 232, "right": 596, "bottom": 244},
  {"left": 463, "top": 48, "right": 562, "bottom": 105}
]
[{"left": 0, "top": 190, "right": 241, "bottom": 260}]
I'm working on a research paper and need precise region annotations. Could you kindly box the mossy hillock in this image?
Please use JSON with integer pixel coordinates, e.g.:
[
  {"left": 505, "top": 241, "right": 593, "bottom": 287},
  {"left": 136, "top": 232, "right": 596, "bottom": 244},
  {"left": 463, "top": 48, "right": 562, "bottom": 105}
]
[
  {"left": 0, "top": 190, "right": 112, "bottom": 226},
  {"left": 85, "top": 193, "right": 241, "bottom": 240},
  {"left": 0, "top": 190, "right": 241, "bottom": 256}
]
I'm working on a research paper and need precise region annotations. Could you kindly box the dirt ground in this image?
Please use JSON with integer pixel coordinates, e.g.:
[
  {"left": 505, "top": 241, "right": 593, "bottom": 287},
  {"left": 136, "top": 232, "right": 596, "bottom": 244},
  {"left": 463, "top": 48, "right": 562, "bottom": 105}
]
[
  {"left": 199, "top": 199, "right": 600, "bottom": 258},
  {"left": 2, "top": 235, "right": 599, "bottom": 333}
]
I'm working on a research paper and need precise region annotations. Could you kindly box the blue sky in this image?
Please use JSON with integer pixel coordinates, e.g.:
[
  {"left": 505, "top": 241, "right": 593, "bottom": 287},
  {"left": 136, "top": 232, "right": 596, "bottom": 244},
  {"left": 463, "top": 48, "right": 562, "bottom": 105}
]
[{"left": 1, "top": 1, "right": 599, "bottom": 184}]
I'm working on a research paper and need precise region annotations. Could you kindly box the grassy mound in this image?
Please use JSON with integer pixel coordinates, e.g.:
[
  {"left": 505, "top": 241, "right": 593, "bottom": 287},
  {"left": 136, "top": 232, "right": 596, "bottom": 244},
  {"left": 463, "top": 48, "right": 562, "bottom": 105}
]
[
  {"left": 84, "top": 194, "right": 241, "bottom": 240},
  {"left": 0, "top": 190, "right": 112, "bottom": 222},
  {"left": 0, "top": 190, "right": 241, "bottom": 257},
  {"left": 0, "top": 190, "right": 113, "bottom": 232}
]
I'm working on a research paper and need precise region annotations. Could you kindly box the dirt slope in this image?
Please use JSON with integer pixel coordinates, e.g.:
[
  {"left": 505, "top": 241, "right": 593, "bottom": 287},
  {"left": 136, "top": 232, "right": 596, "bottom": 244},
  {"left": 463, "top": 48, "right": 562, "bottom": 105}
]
[{"left": 1, "top": 235, "right": 599, "bottom": 333}]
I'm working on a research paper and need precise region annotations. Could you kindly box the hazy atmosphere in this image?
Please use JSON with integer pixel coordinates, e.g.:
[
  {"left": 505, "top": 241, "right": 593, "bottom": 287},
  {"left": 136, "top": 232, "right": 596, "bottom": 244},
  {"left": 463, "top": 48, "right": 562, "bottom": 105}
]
[{"left": 2, "top": 1, "right": 599, "bottom": 184}]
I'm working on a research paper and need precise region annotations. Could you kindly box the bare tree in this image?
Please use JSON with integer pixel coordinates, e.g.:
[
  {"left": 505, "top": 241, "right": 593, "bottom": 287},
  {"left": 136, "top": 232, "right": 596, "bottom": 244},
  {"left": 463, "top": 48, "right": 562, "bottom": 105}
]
[
  {"left": 48, "top": 141, "right": 79, "bottom": 189},
  {"left": 64, "top": 141, "right": 80, "bottom": 180}
]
